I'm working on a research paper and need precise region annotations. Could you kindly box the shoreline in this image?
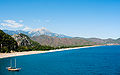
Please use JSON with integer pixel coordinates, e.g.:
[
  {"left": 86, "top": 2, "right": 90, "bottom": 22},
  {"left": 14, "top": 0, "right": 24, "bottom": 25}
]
[{"left": 0, "top": 45, "right": 102, "bottom": 59}]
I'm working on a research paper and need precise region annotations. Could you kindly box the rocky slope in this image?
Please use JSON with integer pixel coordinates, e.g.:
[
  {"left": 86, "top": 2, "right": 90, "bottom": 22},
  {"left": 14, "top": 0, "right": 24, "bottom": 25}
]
[{"left": 12, "top": 33, "right": 31, "bottom": 46}]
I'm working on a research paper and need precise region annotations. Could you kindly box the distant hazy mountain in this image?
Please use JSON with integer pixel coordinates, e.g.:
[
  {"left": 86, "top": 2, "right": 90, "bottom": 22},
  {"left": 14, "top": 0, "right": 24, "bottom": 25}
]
[
  {"left": 83, "top": 38, "right": 120, "bottom": 44},
  {"left": 73, "top": 37, "right": 120, "bottom": 45},
  {"left": 3, "top": 27, "right": 71, "bottom": 38},
  {"left": 116, "top": 38, "right": 120, "bottom": 44},
  {"left": 86, "top": 38, "right": 106, "bottom": 44}
]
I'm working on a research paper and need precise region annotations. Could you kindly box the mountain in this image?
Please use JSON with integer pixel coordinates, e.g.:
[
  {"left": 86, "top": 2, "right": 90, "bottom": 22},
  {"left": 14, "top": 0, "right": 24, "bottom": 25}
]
[
  {"left": 28, "top": 27, "right": 71, "bottom": 38},
  {"left": 0, "top": 30, "right": 18, "bottom": 53},
  {"left": 2, "top": 28, "right": 120, "bottom": 47},
  {"left": 31, "top": 35, "right": 101, "bottom": 47},
  {"left": 86, "top": 38, "right": 106, "bottom": 44},
  {"left": 70, "top": 37, "right": 120, "bottom": 45},
  {"left": 84, "top": 38, "right": 120, "bottom": 45},
  {"left": 116, "top": 38, "right": 120, "bottom": 44},
  {"left": 3, "top": 30, "right": 28, "bottom": 36},
  {"left": 3, "top": 27, "right": 71, "bottom": 38},
  {"left": 12, "top": 33, "right": 55, "bottom": 51}
]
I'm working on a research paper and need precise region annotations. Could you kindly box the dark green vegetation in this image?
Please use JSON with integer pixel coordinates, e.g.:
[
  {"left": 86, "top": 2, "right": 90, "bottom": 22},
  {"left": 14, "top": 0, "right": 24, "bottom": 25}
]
[{"left": 0, "top": 30, "right": 18, "bottom": 53}]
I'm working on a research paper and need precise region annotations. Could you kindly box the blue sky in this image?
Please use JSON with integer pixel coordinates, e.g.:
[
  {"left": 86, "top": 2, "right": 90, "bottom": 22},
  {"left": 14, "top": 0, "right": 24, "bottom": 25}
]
[{"left": 0, "top": 0, "right": 120, "bottom": 39}]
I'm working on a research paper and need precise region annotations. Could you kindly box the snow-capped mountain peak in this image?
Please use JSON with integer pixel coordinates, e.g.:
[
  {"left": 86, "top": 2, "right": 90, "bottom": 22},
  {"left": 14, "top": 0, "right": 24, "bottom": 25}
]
[
  {"left": 29, "top": 27, "right": 51, "bottom": 34},
  {"left": 3, "top": 27, "right": 71, "bottom": 38}
]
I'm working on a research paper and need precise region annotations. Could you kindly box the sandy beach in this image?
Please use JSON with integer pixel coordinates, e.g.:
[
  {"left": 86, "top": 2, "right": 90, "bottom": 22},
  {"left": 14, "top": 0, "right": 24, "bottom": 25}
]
[{"left": 0, "top": 45, "right": 101, "bottom": 59}]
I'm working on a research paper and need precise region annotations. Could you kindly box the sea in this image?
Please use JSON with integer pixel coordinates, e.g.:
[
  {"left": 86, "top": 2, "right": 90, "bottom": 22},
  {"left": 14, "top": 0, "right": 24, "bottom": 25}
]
[{"left": 0, "top": 45, "right": 120, "bottom": 75}]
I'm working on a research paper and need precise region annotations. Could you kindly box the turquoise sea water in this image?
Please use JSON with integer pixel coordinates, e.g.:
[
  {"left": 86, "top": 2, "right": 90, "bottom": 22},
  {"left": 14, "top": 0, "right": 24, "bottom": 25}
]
[{"left": 0, "top": 46, "right": 120, "bottom": 75}]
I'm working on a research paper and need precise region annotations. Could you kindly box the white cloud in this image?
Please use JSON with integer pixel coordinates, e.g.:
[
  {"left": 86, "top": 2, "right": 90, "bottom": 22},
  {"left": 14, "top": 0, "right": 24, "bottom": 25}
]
[
  {"left": 19, "top": 20, "right": 23, "bottom": 23},
  {"left": 45, "top": 19, "right": 50, "bottom": 23},
  {"left": 0, "top": 20, "right": 23, "bottom": 28},
  {"left": 0, "top": 27, "right": 3, "bottom": 30},
  {"left": 23, "top": 26, "right": 32, "bottom": 31}
]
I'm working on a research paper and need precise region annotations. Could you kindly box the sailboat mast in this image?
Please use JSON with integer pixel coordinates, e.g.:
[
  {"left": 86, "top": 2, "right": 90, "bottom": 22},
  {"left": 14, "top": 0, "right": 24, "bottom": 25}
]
[
  {"left": 15, "top": 58, "right": 16, "bottom": 68},
  {"left": 10, "top": 59, "right": 12, "bottom": 67}
]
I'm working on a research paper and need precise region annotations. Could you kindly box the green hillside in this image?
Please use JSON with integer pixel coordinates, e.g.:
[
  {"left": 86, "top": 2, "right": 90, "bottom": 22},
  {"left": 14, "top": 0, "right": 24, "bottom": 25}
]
[{"left": 0, "top": 30, "right": 18, "bottom": 53}]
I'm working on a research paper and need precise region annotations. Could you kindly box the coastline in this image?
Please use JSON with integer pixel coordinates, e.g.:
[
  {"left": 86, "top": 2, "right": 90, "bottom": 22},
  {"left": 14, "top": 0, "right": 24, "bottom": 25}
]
[{"left": 0, "top": 45, "right": 101, "bottom": 59}]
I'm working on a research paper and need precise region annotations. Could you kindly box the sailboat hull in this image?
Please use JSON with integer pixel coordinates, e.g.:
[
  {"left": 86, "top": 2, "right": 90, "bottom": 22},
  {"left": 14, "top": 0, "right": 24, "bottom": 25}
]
[{"left": 8, "top": 67, "right": 21, "bottom": 71}]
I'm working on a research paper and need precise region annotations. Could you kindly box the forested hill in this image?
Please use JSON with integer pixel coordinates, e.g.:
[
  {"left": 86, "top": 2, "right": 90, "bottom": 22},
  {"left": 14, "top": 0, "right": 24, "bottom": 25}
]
[{"left": 0, "top": 30, "right": 18, "bottom": 53}]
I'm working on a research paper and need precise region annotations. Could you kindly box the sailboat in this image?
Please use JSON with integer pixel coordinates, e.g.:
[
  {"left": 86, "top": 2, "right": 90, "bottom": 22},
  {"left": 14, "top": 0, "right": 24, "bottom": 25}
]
[{"left": 7, "top": 58, "right": 21, "bottom": 71}]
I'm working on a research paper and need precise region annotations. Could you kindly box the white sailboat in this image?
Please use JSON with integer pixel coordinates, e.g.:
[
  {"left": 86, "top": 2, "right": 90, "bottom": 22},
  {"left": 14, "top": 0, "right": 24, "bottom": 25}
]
[{"left": 7, "top": 58, "right": 21, "bottom": 71}]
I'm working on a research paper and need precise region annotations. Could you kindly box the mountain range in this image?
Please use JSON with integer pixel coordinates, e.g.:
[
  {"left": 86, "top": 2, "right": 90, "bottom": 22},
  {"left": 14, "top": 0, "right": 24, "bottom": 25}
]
[
  {"left": 85, "top": 38, "right": 120, "bottom": 44},
  {"left": 3, "top": 27, "right": 71, "bottom": 38},
  {"left": 2, "top": 28, "right": 120, "bottom": 47},
  {"left": 0, "top": 29, "right": 55, "bottom": 53},
  {"left": 31, "top": 35, "right": 101, "bottom": 47}
]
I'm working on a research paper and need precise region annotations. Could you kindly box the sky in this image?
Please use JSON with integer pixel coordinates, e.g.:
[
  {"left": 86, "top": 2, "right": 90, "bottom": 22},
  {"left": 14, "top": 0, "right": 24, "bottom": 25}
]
[{"left": 0, "top": 0, "right": 120, "bottom": 39}]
